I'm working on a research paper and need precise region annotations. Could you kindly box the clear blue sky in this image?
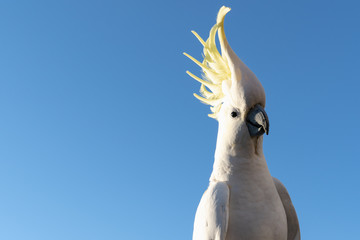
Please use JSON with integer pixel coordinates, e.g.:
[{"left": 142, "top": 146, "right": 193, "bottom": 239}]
[{"left": 0, "top": 0, "right": 359, "bottom": 239}]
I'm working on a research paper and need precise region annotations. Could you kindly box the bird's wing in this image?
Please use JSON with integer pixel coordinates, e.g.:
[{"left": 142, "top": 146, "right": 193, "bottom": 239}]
[
  {"left": 193, "top": 181, "right": 229, "bottom": 240},
  {"left": 273, "top": 177, "right": 301, "bottom": 240}
]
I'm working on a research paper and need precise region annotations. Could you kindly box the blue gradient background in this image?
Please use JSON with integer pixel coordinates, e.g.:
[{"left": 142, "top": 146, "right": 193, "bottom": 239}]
[{"left": 0, "top": 1, "right": 359, "bottom": 239}]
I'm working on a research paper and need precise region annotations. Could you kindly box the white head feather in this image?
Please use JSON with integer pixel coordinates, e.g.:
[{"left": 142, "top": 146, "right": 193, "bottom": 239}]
[{"left": 184, "top": 6, "right": 266, "bottom": 120}]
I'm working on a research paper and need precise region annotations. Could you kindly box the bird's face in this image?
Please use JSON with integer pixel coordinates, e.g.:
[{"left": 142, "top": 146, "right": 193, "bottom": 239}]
[{"left": 216, "top": 97, "right": 269, "bottom": 156}]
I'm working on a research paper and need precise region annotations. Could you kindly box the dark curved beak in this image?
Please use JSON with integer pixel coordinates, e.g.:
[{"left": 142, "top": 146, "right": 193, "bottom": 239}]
[{"left": 246, "top": 104, "right": 269, "bottom": 137}]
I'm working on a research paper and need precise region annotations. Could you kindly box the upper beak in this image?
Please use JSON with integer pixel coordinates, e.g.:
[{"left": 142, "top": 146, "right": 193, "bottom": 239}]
[{"left": 246, "top": 104, "right": 269, "bottom": 137}]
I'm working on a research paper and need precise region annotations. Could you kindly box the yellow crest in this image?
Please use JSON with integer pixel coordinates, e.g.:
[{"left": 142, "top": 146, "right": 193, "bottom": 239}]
[{"left": 184, "top": 6, "right": 231, "bottom": 118}]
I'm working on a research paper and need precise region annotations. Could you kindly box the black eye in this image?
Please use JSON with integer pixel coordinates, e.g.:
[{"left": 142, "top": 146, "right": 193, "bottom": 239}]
[{"left": 231, "top": 111, "right": 238, "bottom": 118}]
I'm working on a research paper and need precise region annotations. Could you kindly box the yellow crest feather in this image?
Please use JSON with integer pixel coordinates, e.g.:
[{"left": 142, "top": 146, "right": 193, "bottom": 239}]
[{"left": 184, "top": 6, "right": 232, "bottom": 119}]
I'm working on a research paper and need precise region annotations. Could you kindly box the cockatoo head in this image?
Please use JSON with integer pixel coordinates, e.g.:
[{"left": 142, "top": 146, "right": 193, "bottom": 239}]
[{"left": 184, "top": 6, "right": 269, "bottom": 152}]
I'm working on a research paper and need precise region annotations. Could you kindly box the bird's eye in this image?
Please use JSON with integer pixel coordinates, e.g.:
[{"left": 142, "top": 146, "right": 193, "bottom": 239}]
[{"left": 231, "top": 111, "right": 238, "bottom": 118}]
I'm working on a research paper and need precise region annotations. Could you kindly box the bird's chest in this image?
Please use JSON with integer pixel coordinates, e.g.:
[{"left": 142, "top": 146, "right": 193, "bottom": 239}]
[{"left": 225, "top": 179, "right": 287, "bottom": 240}]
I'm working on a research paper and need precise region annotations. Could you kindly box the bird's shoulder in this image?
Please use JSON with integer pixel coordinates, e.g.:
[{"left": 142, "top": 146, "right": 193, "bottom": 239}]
[
  {"left": 272, "top": 177, "right": 301, "bottom": 240},
  {"left": 193, "top": 181, "right": 229, "bottom": 240}
]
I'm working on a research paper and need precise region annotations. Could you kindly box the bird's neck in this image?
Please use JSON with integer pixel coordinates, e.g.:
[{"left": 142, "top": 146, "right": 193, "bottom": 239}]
[{"left": 210, "top": 128, "right": 268, "bottom": 182}]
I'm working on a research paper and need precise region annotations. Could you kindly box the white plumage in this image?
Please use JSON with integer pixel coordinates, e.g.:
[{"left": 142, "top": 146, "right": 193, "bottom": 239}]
[
  {"left": 193, "top": 182, "right": 229, "bottom": 240},
  {"left": 185, "top": 6, "right": 300, "bottom": 240}
]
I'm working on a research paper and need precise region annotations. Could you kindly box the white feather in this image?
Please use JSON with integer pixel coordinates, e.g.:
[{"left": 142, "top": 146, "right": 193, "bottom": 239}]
[{"left": 193, "top": 182, "right": 229, "bottom": 240}]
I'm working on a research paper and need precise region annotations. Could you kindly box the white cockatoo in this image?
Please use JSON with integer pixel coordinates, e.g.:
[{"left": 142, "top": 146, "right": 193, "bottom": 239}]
[{"left": 184, "top": 6, "right": 300, "bottom": 240}]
